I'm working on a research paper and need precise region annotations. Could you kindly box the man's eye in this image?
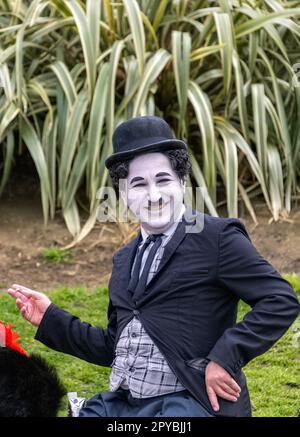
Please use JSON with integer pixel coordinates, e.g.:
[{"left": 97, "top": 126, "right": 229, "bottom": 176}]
[
  {"left": 157, "top": 179, "right": 171, "bottom": 183},
  {"left": 133, "top": 183, "right": 146, "bottom": 188}
]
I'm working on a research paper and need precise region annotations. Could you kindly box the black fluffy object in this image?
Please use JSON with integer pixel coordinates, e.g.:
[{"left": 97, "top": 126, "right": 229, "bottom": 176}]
[{"left": 0, "top": 348, "right": 66, "bottom": 417}]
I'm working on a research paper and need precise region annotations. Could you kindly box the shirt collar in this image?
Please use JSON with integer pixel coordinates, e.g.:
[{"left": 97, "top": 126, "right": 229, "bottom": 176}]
[{"left": 140, "top": 204, "right": 186, "bottom": 242}]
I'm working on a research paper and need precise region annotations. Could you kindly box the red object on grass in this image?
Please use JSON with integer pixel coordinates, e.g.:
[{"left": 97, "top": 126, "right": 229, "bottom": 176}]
[{"left": 0, "top": 320, "right": 28, "bottom": 356}]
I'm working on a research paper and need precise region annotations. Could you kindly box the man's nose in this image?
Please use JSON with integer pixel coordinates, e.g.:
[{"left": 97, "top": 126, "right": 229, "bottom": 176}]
[{"left": 147, "top": 184, "right": 161, "bottom": 203}]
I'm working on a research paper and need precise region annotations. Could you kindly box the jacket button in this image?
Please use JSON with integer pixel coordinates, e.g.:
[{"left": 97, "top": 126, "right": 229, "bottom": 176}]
[{"left": 133, "top": 309, "right": 139, "bottom": 316}]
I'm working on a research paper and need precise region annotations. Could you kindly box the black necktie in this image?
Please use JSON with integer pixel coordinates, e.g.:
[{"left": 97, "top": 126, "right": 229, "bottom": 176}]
[{"left": 128, "top": 234, "right": 163, "bottom": 294}]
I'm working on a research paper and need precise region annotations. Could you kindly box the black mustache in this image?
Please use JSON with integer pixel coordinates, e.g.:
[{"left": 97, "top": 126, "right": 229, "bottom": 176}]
[{"left": 147, "top": 198, "right": 163, "bottom": 208}]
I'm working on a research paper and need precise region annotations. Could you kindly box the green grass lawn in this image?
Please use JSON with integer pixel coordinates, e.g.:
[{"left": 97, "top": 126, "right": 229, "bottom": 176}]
[{"left": 0, "top": 274, "right": 299, "bottom": 417}]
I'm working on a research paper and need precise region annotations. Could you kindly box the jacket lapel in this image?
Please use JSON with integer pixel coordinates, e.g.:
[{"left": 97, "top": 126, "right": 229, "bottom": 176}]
[
  {"left": 115, "top": 231, "right": 142, "bottom": 293},
  {"left": 131, "top": 218, "right": 187, "bottom": 302},
  {"left": 115, "top": 212, "right": 195, "bottom": 301}
]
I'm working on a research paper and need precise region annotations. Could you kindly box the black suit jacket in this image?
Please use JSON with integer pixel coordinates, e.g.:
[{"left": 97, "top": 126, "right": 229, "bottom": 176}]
[{"left": 35, "top": 212, "right": 300, "bottom": 416}]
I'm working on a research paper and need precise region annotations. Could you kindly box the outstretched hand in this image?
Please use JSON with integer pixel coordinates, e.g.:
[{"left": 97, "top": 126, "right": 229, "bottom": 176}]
[
  {"left": 205, "top": 360, "right": 241, "bottom": 412},
  {"left": 7, "top": 284, "right": 51, "bottom": 327}
]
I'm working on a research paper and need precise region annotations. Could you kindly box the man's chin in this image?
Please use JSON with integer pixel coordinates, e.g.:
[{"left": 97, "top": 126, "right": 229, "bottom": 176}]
[{"left": 140, "top": 217, "right": 173, "bottom": 232}]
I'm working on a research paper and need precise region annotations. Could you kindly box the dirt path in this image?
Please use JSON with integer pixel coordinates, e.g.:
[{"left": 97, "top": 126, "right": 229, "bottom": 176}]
[
  {"left": 0, "top": 194, "right": 121, "bottom": 291},
  {"left": 1, "top": 193, "right": 300, "bottom": 293}
]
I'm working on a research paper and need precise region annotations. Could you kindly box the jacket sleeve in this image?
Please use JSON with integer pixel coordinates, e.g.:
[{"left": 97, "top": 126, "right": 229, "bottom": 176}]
[
  {"left": 207, "top": 219, "right": 300, "bottom": 377},
  {"left": 34, "top": 298, "right": 117, "bottom": 367}
]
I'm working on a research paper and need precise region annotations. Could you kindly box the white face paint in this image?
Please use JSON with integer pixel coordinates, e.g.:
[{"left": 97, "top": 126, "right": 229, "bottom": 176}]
[{"left": 121, "top": 152, "right": 185, "bottom": 234}]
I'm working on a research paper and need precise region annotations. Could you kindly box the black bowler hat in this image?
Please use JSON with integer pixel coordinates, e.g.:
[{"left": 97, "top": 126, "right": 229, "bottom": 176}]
[{"left": 105, "top": 116, "right": 187, "bottom": 168}]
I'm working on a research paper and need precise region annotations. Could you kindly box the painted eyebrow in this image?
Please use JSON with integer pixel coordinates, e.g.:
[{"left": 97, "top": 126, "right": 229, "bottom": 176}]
[
  {"left": 155, "top": 172, "right": 172, "bottom": 177},
  {"left": 130, "top": 176, "right": 145, "bottom": 184},
  {"left": 130, "top": 172, "right": 172, "bottom": 184}
]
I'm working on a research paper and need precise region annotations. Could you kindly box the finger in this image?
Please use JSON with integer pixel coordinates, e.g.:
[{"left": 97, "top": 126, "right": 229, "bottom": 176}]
[
  {"left": 16, "top": 299, "right": 30, "bottom": 315},
  {"left": 21, "top": 301, "right": 33, "bottom": 319},
  {"left": 16, "top": 298, "right": 24, "bottom": 311},
  {"left": 7, "top": 289, "right": 28, "bottom": 304},
  {"left": 226, "top": 377, "right": 241, "bottom": 393},
  {"left": 11, "top": 284, "right": 41, "bottom": 299},
  {"left": 222, "top": 372, "right": 241, "bottom": 392},
  {"left": 12, "top": 284, "right": 38, "bottom": 294},
  {"left": 7, "top": 288, "right": 23, "bottom": 300},
  {"left": 219, "top": 381, "right": 241, "bottom": 397},
  {"left": 13, "top": 291, "right": 28, "bottom": 303},
  {"left": 20, "top": 306, "right": 28, "bottom": 319},
  {"left": 7, "top": 288, "right": 19, "bottom": 298},
  {"left": 206, "top": 386, "right": 219, "bottom": 412},
  {"left": 215, "top": 386, "right": 238, "bottom": 402}
]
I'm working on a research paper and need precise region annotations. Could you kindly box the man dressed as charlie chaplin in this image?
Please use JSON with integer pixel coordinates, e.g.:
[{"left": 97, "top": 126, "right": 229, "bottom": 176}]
[{"left": 7, "top": 116, "right": 300, "bottom": 417}]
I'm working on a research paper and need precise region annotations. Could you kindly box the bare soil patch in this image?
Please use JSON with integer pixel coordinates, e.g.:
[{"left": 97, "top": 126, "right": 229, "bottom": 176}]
[{"left": 0, "top": 163, "right": 299, "bottom": 292}]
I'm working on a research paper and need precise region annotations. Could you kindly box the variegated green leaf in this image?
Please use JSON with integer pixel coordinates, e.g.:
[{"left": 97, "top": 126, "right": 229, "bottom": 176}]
[
  {"left": 172, "top": 31, "right": 191, "bottom": 136},
  {"left": 59, "top": 92, "right": 89, "bottom": 194},
  {"left": 0, "top": 130, "right": 14, "bottom": 196},
  {"left": 132, "top": 49, "right": 170, "bottom": 116},
  {"left": 50, "top": 61, "right": 77, "bottom": 108},
  {"left": 251, "top": 84, "right": 268, "bottom": 178},
  {"left": 188, "top": 80, "right": 216, "bottom": 201},
  {"left": 213, "top": 12, "right": 234, "bottom": 95},
  {"left": 189, "top": 152, "right": 218, "bottom": 217},
  {"left": 19, "top": 117, "right": 52, "bottom": 224},
  {"left": 124, "top": 0, "right": 145, "bottom": 76},
  {"left": 67, "top": 0, "right": 96, "bottom": 95}
]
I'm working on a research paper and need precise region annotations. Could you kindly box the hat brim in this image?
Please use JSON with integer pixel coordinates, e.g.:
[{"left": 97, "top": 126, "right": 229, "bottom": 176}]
[{"left": 105, "top": 139, "right": 187, "bottom": 168}]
